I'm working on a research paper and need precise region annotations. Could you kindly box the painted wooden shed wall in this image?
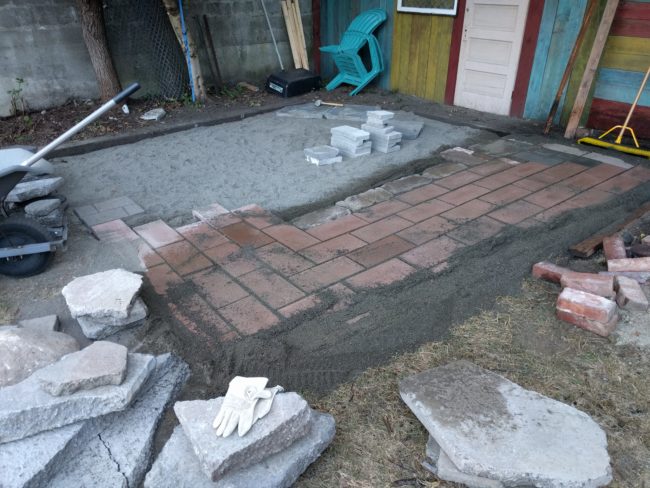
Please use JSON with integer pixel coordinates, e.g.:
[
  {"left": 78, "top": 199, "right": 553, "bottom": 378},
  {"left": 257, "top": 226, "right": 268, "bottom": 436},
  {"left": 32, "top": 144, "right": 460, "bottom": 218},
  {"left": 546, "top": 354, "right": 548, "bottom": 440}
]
[{"left": 319, "top": 0, "right": 395, "bottom": 90}]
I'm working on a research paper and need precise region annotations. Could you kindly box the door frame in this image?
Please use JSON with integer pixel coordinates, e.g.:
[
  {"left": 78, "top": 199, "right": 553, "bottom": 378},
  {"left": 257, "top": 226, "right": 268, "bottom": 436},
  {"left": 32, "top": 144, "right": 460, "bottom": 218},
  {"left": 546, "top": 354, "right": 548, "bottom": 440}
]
[{"left": 444, "top": 0, "right": 545, "bottom": 117}]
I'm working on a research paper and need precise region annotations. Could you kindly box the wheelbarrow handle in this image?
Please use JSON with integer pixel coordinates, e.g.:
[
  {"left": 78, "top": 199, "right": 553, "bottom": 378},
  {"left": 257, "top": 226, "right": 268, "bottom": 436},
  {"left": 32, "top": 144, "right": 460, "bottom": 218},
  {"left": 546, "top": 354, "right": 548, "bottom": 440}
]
[{"left": 112, "top": 83, "right": 141, "bottom": 104}]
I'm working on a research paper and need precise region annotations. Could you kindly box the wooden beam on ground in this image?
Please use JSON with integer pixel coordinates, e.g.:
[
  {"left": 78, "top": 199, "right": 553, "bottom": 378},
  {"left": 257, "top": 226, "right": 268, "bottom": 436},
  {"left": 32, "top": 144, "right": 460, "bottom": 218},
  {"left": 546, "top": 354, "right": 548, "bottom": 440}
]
[
  {"left": 564, "top": 0, "right": 620, "bottom": 139},
  {"left": 569, "top": 201, "right": 650, "bottom": 258}
]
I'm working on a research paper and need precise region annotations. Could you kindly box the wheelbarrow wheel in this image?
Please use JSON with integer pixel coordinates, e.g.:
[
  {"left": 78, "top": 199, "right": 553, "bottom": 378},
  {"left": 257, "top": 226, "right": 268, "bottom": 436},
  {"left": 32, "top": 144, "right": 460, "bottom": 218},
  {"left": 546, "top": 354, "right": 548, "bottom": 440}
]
[{"left": 0, "top": 217, "right": 54, "bottom": 277}]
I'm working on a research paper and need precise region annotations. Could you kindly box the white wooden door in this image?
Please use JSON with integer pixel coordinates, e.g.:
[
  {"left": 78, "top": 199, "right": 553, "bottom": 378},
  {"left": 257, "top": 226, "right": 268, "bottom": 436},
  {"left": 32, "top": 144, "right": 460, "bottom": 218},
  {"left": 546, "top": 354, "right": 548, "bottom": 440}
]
[{"left": 454, "top": 0, "right": 530, "bottom": 115}]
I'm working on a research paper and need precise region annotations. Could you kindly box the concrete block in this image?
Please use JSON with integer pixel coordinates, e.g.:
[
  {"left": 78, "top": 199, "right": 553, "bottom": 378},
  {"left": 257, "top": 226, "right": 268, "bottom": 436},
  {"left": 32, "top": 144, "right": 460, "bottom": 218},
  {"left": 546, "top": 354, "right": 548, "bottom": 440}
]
[
  {"left": 47, "top": 354, "right": 190, "bottom": 488},
  {"left": 18, "top": 314, "right": 60, "bottom": 332},
  {"left": 560, "top": 272, "right": 615, "bottom": 299},
  {"left": 0, "top": 353, "right": 155, "bottom": 443},
  {"left": 323, "top": 104, "right": 380, "bottom": 122},
  {"left": 32, "top": 341, "right": 128, "bottom": 396},
  {"left": 382, "top": 175, "right": 431, "bottom": 195},
  {"left": 336, "top": 188, "right": 392, "bottom": 212},
  {"left": 62, "top": 268, "right": 143, "bottom": 320},
  {"left": 400, "top": 361, "right": 612, "bottom": 488},
  {"left": 608, "top": 257, "right": 650, "bottom": 272},
  {"left": 336, "top": 145, "right": 372, "bottom": 159},
  {"left": 76, "top": 297, "right": 148, "bottom": 340},
  {"left": 330, "top": 135, "right": 370, "bottom": 150},
  {"left": 304, "top": 145, "right": 342, "bottom": 166},
  {"left": 24, "top": 198, "right": 61, "bottom": 217},
  {"left": 174, "top": 392, "right": 311, "bottom": 481},
  {"left": 392, "top": 120, "right": 424, "bottom": 140},
  {"left": 532, "top": 261, "right": 571, "bottom": 283},
  {"left": 361, "top": 123, "right": 394, "bottom": 135},
  {"left": 0, "top": 327, "right": 78, "bottom": 388},
  {"left": 366, "top": 110, "right": 394, "bottom": 122},
  {"left": 145, "top": 411, "right": 335, "bottom": 488},
  {"left": 602, "top": 235, "right": 627, "bottom": 260},
  {"left": 374, "top": 144, "right": 400, "bottom": 154},
  {"left": 615, "top": 276, "right": 649, "bottom": 311},
  {"left": 330, "top": 126, "right": 370, "bottom": 144},
  {"left": 6, "top": 177, "right": 64, "bottom": 203}
]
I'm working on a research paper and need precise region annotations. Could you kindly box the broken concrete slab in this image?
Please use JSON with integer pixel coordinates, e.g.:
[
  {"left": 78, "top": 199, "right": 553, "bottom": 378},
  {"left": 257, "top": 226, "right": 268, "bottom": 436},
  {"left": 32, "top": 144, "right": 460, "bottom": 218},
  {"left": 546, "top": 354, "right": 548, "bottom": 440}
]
[
  {"left": 361, "top": 123, "right": 395, "bottom": 136},
  {"left": 6, "top": 177, "right": 64, "bottom": 203},
  {"left": 24, "top": 198, "right": 61, "bottom": 217},
  {"left": 0, "top": 327, "right": 79, "bottom": 387},
  {"left": 423, "top": 436, "right": 504, "bottom": 488},
  {"left": 35, "top": 208, "right": 65, "bottom": 227},
  {"left": 440, "top": 147, "right": 488, "bottom": 166},
  {"left": 62, "top": 268, "right": 143, "bottom": 320},
  {"left": 304, "top": 145, "right": 342, "bottom": 166},
  {"left": 174, "top": 392, "right": 311, "bottom": 481},
  {"left": 382, "top": 175, "right": 431, "bottom": 195},
  {"left": 0, "top": 353, "right": 155, "bottom": 443},
  {"left": 76, "top": 297, "right": 148, "bottom": 340},
  {"left": 32, "top": 341, "right": 128, "bottom": 396},
  {"left": 18, "top": 314, "right": 60, "bottom": 332},
  {"left": 276, "top": 103, "right": 328, "bottom": 119},
  {"left": 336, "top": 188, "right": 392, "bottom": 212},
  {"left": 46, "top": 354, "right": 190, "bottom": 488},
  {"left": 392, "top": 119, "right": 424, "bottom": 140},
  {"left": 323, "top": 104, "right": 380, "bottom": 122},
  {"left": 145, "top": 411, "right": 335, "bottom": 488},
  {"left": 400, "top": 361, "right": 612, "bottom": 488},
  {"left": 292, "top": 206, "right": 351, "bottom": 230},
  {"left": 422, "top": 162, "right": 467, "bottom": 180},
  {"left": 140, "top": 108, "right": 166, "bottom": 121}
]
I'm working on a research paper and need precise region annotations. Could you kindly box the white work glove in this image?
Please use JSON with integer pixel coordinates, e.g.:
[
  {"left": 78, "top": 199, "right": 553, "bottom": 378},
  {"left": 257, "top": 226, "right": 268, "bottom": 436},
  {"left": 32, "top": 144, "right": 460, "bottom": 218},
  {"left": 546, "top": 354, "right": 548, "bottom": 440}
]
[{"left": 212, "top": 377, "right": 283, "bottom": 437}]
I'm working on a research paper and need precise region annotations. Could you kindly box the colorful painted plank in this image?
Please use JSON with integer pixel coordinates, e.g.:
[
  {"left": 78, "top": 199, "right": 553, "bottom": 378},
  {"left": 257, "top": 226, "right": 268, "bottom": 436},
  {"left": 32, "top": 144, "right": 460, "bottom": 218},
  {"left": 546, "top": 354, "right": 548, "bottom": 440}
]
[
  {"left": 594, "top": 68, "right": 650, "bottom": 106},
  {"left": 587, "top": 97, "right": 650, "bottom": 138},
  {"left": 601, "top": 35, "right": 650, "bottom": 71}
]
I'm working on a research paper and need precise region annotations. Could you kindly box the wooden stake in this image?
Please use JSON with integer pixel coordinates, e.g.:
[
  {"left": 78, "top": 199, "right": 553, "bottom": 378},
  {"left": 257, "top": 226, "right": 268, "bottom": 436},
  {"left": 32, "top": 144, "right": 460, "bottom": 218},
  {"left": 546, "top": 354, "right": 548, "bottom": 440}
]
[
  {"left": 288, "top": 0, "right": 306, "bottom": 69},
  {"left": 281, "top": 0, "right": 301, "bottom": 68},
  {"left": 292, "top": 0, "right": 309, "bottom": 70},
  {"left": 564, "top": 0, "right": 620, "bottom": 139}
]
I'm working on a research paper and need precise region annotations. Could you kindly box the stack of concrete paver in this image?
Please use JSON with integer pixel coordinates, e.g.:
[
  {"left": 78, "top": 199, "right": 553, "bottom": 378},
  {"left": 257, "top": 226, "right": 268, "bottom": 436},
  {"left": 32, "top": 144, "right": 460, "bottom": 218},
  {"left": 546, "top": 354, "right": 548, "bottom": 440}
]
[
  {"left": 400, "top": 361, "right": 612, "bottom": 487},
  {"left": 330, "top": 125, "right": 371, "bottom": 158},
  {"left": 533, "top": 233, "right": 650, "bottom": 338},
  {"left": 145, "top": 392, "right": 335, "bottom": 487},
  {"left": 0, "top": 336, "right": 190, "bottom": 488},
  {"left": 303, "top": 145, "right": 343, "bottom": 166},
  {"left": 62, "top": 268, "right": 148, "bottom": 340},
  {"left": 361, "top": 110, "right": 402, "bottom": 153}
]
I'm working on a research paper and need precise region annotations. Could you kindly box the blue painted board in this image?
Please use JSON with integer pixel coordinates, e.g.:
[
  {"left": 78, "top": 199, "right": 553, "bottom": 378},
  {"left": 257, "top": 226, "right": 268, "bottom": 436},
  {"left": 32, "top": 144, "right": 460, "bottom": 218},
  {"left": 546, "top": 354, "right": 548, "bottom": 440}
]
[{"left": 594, "top": 68, "right": 650, "bottom": 106}]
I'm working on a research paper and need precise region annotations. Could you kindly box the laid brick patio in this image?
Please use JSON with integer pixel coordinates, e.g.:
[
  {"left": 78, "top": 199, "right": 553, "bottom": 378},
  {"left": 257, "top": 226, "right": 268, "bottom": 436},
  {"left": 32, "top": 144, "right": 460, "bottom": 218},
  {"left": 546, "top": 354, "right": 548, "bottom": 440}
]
[{"left": 91, "top": 148, "right": 650, "bottom": 345}]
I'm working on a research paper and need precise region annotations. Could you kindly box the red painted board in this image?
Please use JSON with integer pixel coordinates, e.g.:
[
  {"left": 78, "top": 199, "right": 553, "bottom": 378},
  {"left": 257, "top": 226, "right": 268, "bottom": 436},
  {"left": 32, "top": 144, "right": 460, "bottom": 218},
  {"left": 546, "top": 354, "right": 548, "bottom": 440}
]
[
  {"left": 510, "top": 0, "right": 545, "bottom": 117},
  {"left": 587, "top": 98, "right": 650, "bottom": 139},
  {"left": 611, "top": 1, "right": 650, "bottom": 38},
  {"left": 444, "top": 0, "right": 466, "bottom": 105}
]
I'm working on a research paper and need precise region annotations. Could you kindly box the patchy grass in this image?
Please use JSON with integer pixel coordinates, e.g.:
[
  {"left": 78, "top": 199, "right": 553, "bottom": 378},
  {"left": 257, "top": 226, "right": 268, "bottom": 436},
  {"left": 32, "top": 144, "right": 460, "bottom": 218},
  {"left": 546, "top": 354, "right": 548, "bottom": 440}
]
[{"left": 298, "top": 279, "right": 650, "bottom": 487}]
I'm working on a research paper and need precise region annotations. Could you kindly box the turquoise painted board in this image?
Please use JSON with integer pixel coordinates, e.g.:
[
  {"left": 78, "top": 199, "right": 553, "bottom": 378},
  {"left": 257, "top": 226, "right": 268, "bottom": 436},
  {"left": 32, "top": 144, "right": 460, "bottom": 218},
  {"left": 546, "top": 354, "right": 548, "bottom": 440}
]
[
  {"left": 594, "top": 68, "right": 650, "bottom": 106},
  {"left": 523, "top": 0, "right": 588, "bottom": 120},
  {"left": 320, "top": 0, "right": 394, "bottom": 90}
]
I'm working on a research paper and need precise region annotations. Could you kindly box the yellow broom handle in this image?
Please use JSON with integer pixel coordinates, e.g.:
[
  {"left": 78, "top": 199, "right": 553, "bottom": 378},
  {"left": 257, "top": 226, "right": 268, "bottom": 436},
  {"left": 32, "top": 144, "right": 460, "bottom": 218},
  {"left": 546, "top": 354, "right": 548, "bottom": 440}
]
[{"left": 617, "top": 65, "right": 650, "bottom": 142}]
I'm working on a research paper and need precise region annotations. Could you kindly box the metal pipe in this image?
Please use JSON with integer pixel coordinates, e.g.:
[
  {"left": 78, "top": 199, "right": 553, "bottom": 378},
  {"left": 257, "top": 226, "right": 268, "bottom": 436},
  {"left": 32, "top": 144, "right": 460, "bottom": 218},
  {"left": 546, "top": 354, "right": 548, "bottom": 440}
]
[
  {"left": 21, "top": 83, "right": 140, "bottom": 168},
  {"left": 261, "top": 0, "right": 284, "bottom": 71},
  {"left": 178, "top": 0, "right": 196, "bottom": 102}
]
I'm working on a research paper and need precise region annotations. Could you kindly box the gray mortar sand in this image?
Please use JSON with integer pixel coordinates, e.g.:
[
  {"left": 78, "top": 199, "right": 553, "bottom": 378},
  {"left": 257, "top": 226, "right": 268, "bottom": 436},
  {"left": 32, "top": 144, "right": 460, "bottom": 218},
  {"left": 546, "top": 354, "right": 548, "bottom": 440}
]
[{"left": 53, "top": 112, "right": 482, "bottom": 223}]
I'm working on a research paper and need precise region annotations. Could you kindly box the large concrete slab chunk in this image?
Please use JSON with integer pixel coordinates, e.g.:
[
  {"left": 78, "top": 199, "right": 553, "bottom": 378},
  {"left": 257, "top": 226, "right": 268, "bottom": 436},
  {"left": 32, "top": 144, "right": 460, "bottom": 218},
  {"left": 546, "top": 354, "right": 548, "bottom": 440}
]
[
  {"left": 399, "top": 361, "right": 612, "bottom": 487},
  {"left": 392, "top": 119, "right": 424, "bottom": 140},
  {"left": 0, "top": 353, "right": 155, "bottom": 443},
  {"left": 76, "top": 298, "right": 148, "bottom": 340},
  {"left": 18, "top": 314, "right": 60, "bottom": 333},
  {"left": 174, "top": 392, "right": 311, "bottom": 481},
  {"left": 62, "top": 268, "right": 143, "bottom": 320},
  {"left": 6, "top": 177, "right": 64, "bottom": 203},
  {"left": 0, "top": 328, "right": 78, "bottom": 387},
  {"left": 47, "top": 354, "right": 190, "bottom": 488},
  {"left": 32, "top": 341, "right": 128, "bottom": 396},
  {"left": 145, "top": 411, "right": 335, "bottom": 488}
]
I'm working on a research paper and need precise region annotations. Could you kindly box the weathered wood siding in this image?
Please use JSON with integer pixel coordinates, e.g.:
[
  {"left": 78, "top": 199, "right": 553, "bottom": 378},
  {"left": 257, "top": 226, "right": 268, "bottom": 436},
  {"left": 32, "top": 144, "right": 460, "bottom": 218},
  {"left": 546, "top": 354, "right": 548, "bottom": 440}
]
[
  {"left": 319, "top": 0, "right": 395, "bottom": 90},
  {"left": 390, "top": 10, "right": 453, "bottom": 102}
]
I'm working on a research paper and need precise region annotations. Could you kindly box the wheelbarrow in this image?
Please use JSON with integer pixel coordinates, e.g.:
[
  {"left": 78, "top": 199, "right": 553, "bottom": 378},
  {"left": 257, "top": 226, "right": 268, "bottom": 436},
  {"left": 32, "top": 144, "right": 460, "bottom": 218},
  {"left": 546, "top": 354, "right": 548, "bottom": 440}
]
[{"left": 0, "top": 83, "right": 140, "bottom": 277}]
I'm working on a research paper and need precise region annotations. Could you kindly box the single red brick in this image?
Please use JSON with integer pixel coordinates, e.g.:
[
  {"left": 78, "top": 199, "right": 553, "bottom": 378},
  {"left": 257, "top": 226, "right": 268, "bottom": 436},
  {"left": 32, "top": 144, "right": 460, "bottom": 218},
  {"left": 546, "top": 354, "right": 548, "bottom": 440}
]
[
  {"left": 347, "top": 235, "right": 415, "bottom": 267},
  {"left": 300, "top": 233, "right": 366, "bottom": 264},
  {"left": 489, "top": 200, "right": 544, "bottom": 224},
  {"left": 400, "top": 235, "right": 464, "bottom": 268},
  {"left": 556, "top": 308, "right": 618, "bottom": 337},
  {"left": 218, "top": 296, "right": 279, "bottom": 335},
  {"left": 586, "top": 164, "right": 626, "bottom": 180},
  {"left": 238, "top": 268, "right": 305, "bottom": 308},
  {"left": 565, "top": 188, "right": 612, "bottom": 208},
  {"left": 256, "top": 242, "right": 313, "bottom": 276},
  {"left": 306, "top": 214, "right": 367, "bottom": 241},
  {"left": 397, "top": 216, "right": 456, "bottom": 245},
  {"left": 396, "top": 183, "right": 449, "bottom": 205},
  {"left": 157, "top": 240, "right": 213, "bottom": 276},
  {"left": 146, "top": 264, "right": 183, "bottom": 295},
  {"left": 190, "top": 267, "right": 248, "bottom": 308},
  {"left": 602, "top": 235, "right": 627, "bottom": 261},
  {"left": 346, "top": 258, "right": 415, "bottom": 289},
  {"left": 441, "top": 199, "right": 495, "bottom": 223},
  {"left": 134, "top": 220, "right": 183, "bottom": 249},
  {"left": 532, "top": 261, "right": 571, "bottom": 283},
  {"left": 263, "top": 224, "right": 320, "bottom": 251},
  {"left": 220, "top": 222, "right": 275, "bottom": 248},
  {"left": 593, "top": 172, "right": 642, "bottom": 194},
  {"left": 355, "top": 200, "right": 411, "bottom": 223},
  {"left": 397, "top": 199, "right": 454, "bottom": 223},
  {"left": 176, "top": 221, "right": 229, "bottom": 251},
  {"left": 290, "top": 257, "right": 364, "bottom": 292},
  {"left": 560, "top": 272, "right": 615, "bottom": 299},
  {"left": 608, "top": 257, "right": 650, "bottom": 272},
  {"left": 556, "top": 288, "right": 618, "bottom": 323},
  {"left": 435, "top": 170, "right": 482, "bottom": 190},
  {"left": 351, "top": 215, "right": 412, "bottom": 243},
  {"left": 204, "top": 242, "right": 261, "bottom": 277},
  {"left": 562, "top": 172, "right": 603, "bottom": 192},
  {"left": 615, "top": 276, "right": 649, "bottom": 311},
  {"left": 92, "top": 219, "right": 139, "bottom": 242},
  {"left": 437, "top": 184, "right": 491, "bottom": 206}
]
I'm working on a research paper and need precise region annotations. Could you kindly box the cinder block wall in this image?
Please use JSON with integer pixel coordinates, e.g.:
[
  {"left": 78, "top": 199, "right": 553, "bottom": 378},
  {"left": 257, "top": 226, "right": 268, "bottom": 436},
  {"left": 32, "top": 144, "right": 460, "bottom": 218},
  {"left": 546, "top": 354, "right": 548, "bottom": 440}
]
[{"left": 0, "top": 0, "right": 312, "bottom": 117}]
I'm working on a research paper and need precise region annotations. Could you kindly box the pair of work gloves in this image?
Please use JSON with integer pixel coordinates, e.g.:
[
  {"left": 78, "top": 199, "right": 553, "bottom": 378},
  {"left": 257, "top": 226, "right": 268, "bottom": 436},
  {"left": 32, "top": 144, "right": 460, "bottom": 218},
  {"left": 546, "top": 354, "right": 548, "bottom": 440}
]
[{"left": 213, "top": 376, "right": 283, "bottom": 437}]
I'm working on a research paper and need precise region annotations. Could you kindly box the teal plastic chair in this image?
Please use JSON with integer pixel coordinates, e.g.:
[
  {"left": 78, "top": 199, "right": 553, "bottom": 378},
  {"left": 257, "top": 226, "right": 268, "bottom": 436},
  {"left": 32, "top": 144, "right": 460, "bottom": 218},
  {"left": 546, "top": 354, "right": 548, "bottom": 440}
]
[{"left": 320, "top": 9, "right": 387, "bottom": 96}]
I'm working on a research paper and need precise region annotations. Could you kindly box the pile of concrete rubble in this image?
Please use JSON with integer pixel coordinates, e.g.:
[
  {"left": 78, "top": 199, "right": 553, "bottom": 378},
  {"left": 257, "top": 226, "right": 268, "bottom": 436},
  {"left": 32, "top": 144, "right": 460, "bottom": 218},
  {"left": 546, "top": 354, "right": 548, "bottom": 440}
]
[{"left": 6, "top": 175, "right": 66, "bottom": 233}]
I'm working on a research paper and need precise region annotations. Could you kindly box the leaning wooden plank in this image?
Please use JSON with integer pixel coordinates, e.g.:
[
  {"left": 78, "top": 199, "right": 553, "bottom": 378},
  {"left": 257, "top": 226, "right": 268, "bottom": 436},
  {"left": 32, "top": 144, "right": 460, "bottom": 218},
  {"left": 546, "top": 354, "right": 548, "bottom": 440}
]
[
  {"left": 281, "top": 0, "right": 301, "bottom": 69},
  {"left": 293, "top": 0, "right": 309, "bottom": 70},
  {"left": 564, "top": 0, "right": 620, "bottom": 139},
  {"left": 569, "top": 201, "right": 650, "bottom": 258}
]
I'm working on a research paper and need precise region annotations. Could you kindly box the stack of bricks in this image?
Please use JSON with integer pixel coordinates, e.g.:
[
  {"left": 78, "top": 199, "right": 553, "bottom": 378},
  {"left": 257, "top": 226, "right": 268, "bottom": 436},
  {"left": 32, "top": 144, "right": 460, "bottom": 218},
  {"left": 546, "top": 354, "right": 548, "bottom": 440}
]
[
  {"left": 330, "top": 126, "right": 371, "bottom": 158},
  {"left": 361, "top": 110, "right": 402, "bottom": 154}
]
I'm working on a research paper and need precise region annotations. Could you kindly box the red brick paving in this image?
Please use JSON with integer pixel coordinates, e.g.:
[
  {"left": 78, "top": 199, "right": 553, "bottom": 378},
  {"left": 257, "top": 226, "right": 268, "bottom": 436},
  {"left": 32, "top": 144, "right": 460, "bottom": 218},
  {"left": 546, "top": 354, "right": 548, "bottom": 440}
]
[
  {"left": 263, "top": 224, "right": 320, "bottom": 251},
  {"left": 92, "top": 219, "right": 139, "bottom": 242},
  {"left": 176, "top": 221, "right": 229, "bottom": 250},
  {"left": 347, "top": 235, "right": 415, "bottom": 267},
  {"left": 438, "top": 184, "right": 491, "bottom": 206},
  {"left": 524, "top": 184, "right": 577, "bottom": 208},
  {"left": 278, "top": 294, "right": 322, "bottom": 318},
  {"left": 238, "top": 268, "right": 305, "bottom": 308},
  {"left": 233, "top": 204, "right": 281, "bottom": 229},
  {"left": 300, "top": 234, "right": 366, "bottom": 263},
  {"left": 489, "top": 200, "right": 544, "bottom": 224},
  {"left": 218, "top": 296, "right": 279, "bottom": 334},
  {"left": 397, "top": 216, "right": 456, "bottom": 245},
  {"left": 290, "top": 257, "right": 364, "bottom": 292},
  {"left": 447, "top": 216, "right": 506, "bottom": 245},
  {"left": 306, "top": 214, "right": 367, "bottom": 241},
  {"left": 396, "top": 183, "right": 449, "bottom": 205},
  {"left": 134, "top": 220, "right": 183, "bottom": 249},
  {"left": 220, "top": 222, "right": 275, "bottom": 248},
  {"left": 435, "top": 170, "right": 482, "bottom": 190},
  {"left": 479, "top": 184, "right": 531, "bottom": 205},
  {"left": 397, "top": 199, "right": 454, "bottom": 223},
  {"left": 351, "top": 215, "right": 412, "bottom": 243},
  {"left": 190, "top": 267, "right": 249, "bottom": 308},
  {"left": 355, "top": 200, "right": 411, "bottom": 223},
  {"left": 171, "top": 294, "right": 238, "bottom": 342},
  {"left": 204, "top": 242, "right": 262, "bottom": 277},
  {"left": 469, "top": 160, "right": 512, "bottom": 176},
  {"left": 593, "top": 172, "right": 644, "bottom": 194},
  {"left": 256, "top": 242, "right": 313, "bottom": 275},
  {"left": 346, "top": 258, "right": 415, "bottom": 289},
  {"left": 401, "top": 235, "right": 465, "bottom": 268},
  {"left": 157, "top": 240, "right": 213, "bottom": 276},
  {"left": 441, "top": 199, "right": 495, "bottom": 223},
  {"left": 146, "top": 264, "right": 183, "bottom": 295}
]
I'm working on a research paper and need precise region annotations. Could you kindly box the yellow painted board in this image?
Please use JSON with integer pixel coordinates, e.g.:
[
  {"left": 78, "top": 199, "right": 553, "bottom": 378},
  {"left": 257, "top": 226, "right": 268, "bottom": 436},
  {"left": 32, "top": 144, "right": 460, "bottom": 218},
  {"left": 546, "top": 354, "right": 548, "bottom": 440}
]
[
  {"left": 433, "top": 18, "right": 453, "bottom": 102},
  {"left": 415, "top": 16, "right": 433, "bottom": 99},
  {"left": 601, "top": 36, "right": 650, "bottom": 71}
]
